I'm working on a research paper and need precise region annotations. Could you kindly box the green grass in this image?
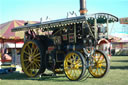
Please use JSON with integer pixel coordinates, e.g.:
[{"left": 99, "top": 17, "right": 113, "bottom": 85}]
[{"left": 0, "top": 56, "right": 128, "bottom": 85}]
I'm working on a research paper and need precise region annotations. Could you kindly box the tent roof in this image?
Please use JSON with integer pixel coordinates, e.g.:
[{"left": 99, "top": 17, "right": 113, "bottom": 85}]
[{"left": 0, "top": 20, "right": 38, "bottom": 39}]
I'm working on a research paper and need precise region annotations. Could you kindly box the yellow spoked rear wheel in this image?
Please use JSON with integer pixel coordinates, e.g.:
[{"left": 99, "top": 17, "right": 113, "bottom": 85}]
[
  {"left": 89, "top": 50, "right": 110, "bottom": 78},
  {"left": 21, "top": 40, "right": 45, "bottom": 77},
  {"left": 64, "top": 51, "right": 86, "bottom": 81}
]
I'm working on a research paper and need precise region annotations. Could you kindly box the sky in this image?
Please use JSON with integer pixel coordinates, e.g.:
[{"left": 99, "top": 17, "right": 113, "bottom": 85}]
[{"left": 0, "top": 0, "right": 128, "bottom": 35}]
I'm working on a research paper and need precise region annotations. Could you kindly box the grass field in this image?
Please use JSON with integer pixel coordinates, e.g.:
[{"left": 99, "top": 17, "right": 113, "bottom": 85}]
[{"left": 0, "top": 56, "right": 128, "bottom": 85}]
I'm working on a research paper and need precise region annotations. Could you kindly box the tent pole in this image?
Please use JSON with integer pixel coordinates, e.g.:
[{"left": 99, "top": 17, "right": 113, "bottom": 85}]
[
  {"left": 14, "top": 40, "right": 16, "bottom": 65},
  {"left": 3, "top": 39, "right": 5, "bottom": 56},
  {"left": 0, "top": 39, "right": 2, "bottom": 64}
]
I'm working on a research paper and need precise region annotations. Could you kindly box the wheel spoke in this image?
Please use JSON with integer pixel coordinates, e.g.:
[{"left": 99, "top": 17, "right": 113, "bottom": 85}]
[
  {"left": 33, "top": 53, "right": 40, "bottom": 58},
  {"left": 70, "top": 69, "right": 73, "bottom": 75},
  {"left": 73, "top": 70, "right": 77, "bottom": 78},
  {"left": 100, "top": 61, "right": 106, "bottom": 64},
  {"left": 97, "top": 68, "right": 100, "bottom": 75},
  {"left": 93, "top": 56, "right": 97, "bottom": 62},
  {"left": 75, "top": 58, "right": 81, "bottom": 64},
  {"left": 27, "top": 45, "right": 32, "bottom": 54},
  {"left": 34, "top": 56, "right": 40, "bottom": 59},
  {"left": 99, "top": 67, "right": 103, "bottom": 74},
  {"left": 24, "top": 50, "right": 30, "bottom": 55},
  {"left": 23, "top": 59, "right": 29, "bottom": 62},
  {"left": 36, "top": 62, "right": 40, "bottom": 67},
  {"left": 95, "top": 68, "right": 98, "bottom": 75},
  {"left": 99, "top": 57, "right": 105, "bottom": 63},
  {"left": 93, "top": 69, "right": 97, "bottom": 75},
  {"left": 34, "top": 59, "right": 40, "bottom": 62},
  {"left": 97, "top": 54, "right": 101, "bottom": 62},
  {"left": 101, "top": 64, "right": 106, "bottom": 68},
  {"left": 33, "top": 47, "right": 38, "bottom": 55},
  {"left": 29, "top": 63, "right": 33, "bottom": 69},
  {"left": 25, "top": 62, "right": 30, "bottom": 67},
  {"left": 27, "top": 44, "right": 31, "bottom": 50},
  {"left": 67, "top": 59, "right": 72, "bottom": 63},
  {"left": 78, "top": 65, "right": 82, "bottom": 68},
  {"left": 26, "top": 63, "right": 32, "bottom": 70},
  {"left": 32, "top": 63, "right": 34, "bottom": 69},
  {"left": 100, "top": 67, "right": 105, "bottom": 73},
  {"left": 72, "top": 54, "right": 76, "bottom": 61},
  {"left": 24, "top": 55, "right": 29, "bottom": 58},
  {"left": 76, "top": 68, "right": 82, "bottom": 73}
]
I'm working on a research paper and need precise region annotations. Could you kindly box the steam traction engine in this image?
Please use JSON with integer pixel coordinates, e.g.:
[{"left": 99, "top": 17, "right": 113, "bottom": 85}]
[{"left": 12, "top": 0, "right": 118, "bottom": 81}]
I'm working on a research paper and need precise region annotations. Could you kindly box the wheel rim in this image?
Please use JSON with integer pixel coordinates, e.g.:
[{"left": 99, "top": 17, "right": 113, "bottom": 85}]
[
  {"left": 64, "top": 52, "right": 84, "bottom": 80},
  {"left": 89, "top": 51, "right": 107, "bottom": 77},
  {"left": 21, "top": 41, "right": 41, "bottom": 77}
]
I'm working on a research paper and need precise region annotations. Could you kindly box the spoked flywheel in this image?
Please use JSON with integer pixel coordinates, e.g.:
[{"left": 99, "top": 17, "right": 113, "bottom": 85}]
[
  {"left": 89, "top": 50, "right": 110, "bottom": 78},
  {"left": 21, "top": 40, "right": 46, "bottom": 77},
  {"left": 64, "top": 51, "right": 86, "bottom": 81}
]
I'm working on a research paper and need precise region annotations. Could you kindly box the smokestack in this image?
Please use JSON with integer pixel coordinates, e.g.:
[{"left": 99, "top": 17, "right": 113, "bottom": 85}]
[{"left": 80, "top": 0, "right": 87, "bottom": 15}]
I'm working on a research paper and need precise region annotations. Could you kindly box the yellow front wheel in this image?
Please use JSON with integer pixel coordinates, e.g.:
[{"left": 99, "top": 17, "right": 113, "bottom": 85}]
[
  {"left": 64, "top": 51, "right": 86, "bottom": 81},
  {"left": 89, "top": 50, "right": 110, "bottom": 78},
  {"left": 21, "top": 40, "right": 46, "bottom": 77}
]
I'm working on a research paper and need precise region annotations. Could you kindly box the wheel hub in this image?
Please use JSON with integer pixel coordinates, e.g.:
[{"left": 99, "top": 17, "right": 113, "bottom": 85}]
[
  {"left": 70, "top": 64, "right": 75, "bottom": 68},
  {"left": 29, "top": 55, "right": 34, "bottom": 62},
  {"left": 95, "top": 62, "right": 102, "bottom": 68}
]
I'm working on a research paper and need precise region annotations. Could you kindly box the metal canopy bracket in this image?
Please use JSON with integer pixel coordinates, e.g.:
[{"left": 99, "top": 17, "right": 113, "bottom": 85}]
[
  {"left": 86, "top": 13, "right": 118, "bottom": 24},
  {"left": 94, "top": 18, "right": 98, "bottom": 40}
]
